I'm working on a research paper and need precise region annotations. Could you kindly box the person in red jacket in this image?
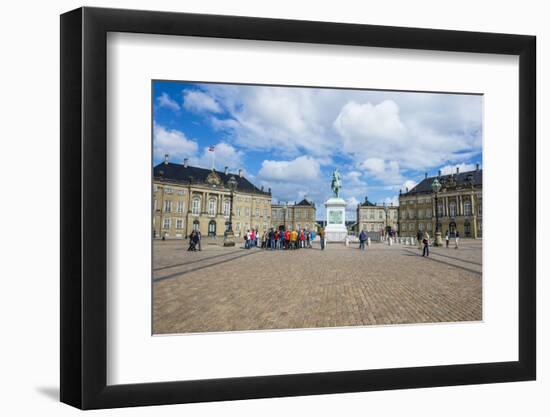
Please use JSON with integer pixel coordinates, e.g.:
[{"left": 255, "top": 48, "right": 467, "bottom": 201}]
[{"left": 299, "top": 229, "right": 305, "bottom": 248}]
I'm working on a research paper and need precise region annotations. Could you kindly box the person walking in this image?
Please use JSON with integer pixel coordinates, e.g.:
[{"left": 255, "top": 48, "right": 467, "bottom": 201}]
[
  {"left": 299, "top": 229, "right": 305, "bottom": 248},
  {"left": 284, "top": 229, "right": 290, "bottom": 249},
  {"left": 197, "top": 230, "right": 202, "bottom": 251},
  {"left": 359, "top": 230, "right": 367, "bottom": 251},
  {"left": 455, "top": 230, "right": 460, "bottom": 249},
  {"left": 269, "top": 228, "right": 275, "bottom": 250},
  {"left": 445, "top": 230, "right": 450, "bottom": 248},
  {"left": 308, "top": 230, "right": 314, "bottom": 248},
  {"left": 422, "top": 231, "right": 430, "bottom": 257},
  {"left": 416, "top": 230, "right": 423, "bottom": 249},
  {"left": 246, "top": 229, "right": 251, "bottom": 249},
  {"left": 319, "top": 228, "right": 326, "bottom": 250},
  {"left": 187, "top": 231, "right": 196, "bottom": 251}
]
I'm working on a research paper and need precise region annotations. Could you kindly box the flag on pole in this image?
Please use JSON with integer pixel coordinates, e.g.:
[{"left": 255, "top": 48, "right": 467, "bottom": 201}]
[{"left": 208, "top": 145, "right": 215, "bottom": 169}]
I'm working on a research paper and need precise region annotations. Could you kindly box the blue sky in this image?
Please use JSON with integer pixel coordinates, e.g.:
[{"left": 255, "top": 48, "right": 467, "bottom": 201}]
[{"left": 153, "top": 81, "right": 482, "bottom": 220}]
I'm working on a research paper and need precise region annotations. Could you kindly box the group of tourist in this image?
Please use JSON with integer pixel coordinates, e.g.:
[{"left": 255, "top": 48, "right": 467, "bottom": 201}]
[{"left": 242, "top": 228, "right": 326, "bottom": 250}]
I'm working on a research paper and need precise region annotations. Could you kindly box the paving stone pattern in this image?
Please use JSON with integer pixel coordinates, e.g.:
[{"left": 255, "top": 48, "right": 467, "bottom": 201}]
[{"left": 153, "top": 239, "right": 482, "bottom": 334}]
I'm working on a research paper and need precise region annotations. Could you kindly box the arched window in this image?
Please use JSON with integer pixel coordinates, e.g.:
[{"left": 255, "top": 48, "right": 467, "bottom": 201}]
[
  {"left": 437, "top": 203, "right": 444, "bottom": 217},
  {"left": 449, "top": 201, "right": 457, "bottom": 217},
  {"left": 192, "top": 197, "right": 200, "bottom": 215},
  {"left": 464, "top": 200, "right": 472, "bottom": 216},
  {"left": 208, "top": 198, "right": 217, "bottom": 216},
  {"left": 192, "top": 220, "right": 200, "bottom": 231}
]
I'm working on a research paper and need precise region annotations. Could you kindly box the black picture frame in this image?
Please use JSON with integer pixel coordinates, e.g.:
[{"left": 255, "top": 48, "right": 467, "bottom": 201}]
[{"left": 60, "top": 6, "right": 536, "bottom": 410}]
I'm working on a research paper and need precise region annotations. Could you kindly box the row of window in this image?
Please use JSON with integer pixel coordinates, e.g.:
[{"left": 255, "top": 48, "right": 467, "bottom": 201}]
[{"left": 360, "top": 210, "right": 397, "bottom": 220}]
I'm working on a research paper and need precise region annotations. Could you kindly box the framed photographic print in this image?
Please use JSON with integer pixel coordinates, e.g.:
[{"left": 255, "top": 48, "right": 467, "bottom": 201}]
[{"left": 60, "top": 6, "right": 536, "bottom": 409}]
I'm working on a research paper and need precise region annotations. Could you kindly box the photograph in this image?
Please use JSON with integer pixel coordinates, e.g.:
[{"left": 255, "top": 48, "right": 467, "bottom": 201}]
[{"left": 151, "top": 81, "right": 483, "bottom": 335}]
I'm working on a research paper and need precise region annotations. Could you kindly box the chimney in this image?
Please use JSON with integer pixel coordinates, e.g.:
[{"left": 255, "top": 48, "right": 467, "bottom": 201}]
[
  {"left": 438, "top": 170, "right": 441, "bottom": 177},
  {"left": 164, "top": 154, "right": 169, "bottom": 165},
  {"left": 456, "top": 166, "right": 460, "bottom": 174},
  {"left": 399, "top": 189, "right": 402, "bottom": 195},
  {"left": 425, "top": 172, "right": 428, "bottom": 179},
  {"left": 224, "top": 166, "right": 228, "bottom": 175},
  {"left": 238, "top": 169, "right": 243, "bottom": 178},
  {"left": 406, "top": 187, "right": 409, "bottom": 193},
  {"left": 476, "top": 163, "right": 480, "bottom": 171},
  {"left": 365, "top": 195, "right": 368, "bottom": 202},
  {"left": 268, "top": 187, "right": 271, "bottom": 194},
  {"left": 183, "top": 158, "right": 188, "bottom": 168}
]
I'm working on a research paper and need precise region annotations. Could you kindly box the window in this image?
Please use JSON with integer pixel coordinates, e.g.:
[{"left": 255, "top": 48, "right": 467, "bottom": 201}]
[
  {"left": 176, "top": 219, "right": 183, "bottom": 229},
  {"left": 379, "top": 211, "right": 383, "bottom": 219},
  {"left": 208, "top": 199, "right": 216, "bottom": 216},
  {"left": 418, "top": 209, "right": 424, "bottom": 219},
  {"left": 223, "top": 200, "right": 230, "bottom": 216},
  {"left": 154, "top": 199, "right": 157, "bottom": 211},
  {"left": 176, "top": 201, "right": 184, "bottom": 213},
  {"left": 236, "top": 208, "right": 241, "bottom": 217},
  {"left": 437, "top": 203, "right": 444, "bottom": 217},
  {"left": 192, "top": 220, "right": 200, "bottom": 231},
  {"left": 236, "top": 222, "right": 241, "bottom": 231},
  {"left": 192, "top": 198, "right": 200, "bottom": 215},
  {"left": 419, "top": 223, "right": 424, "bottom": 231},
  {"left": 369, "top": 211, "right": 374, "bottom": 219},
  {"left": 256, "top": 208, "right": 260, "bottom": 217},
  {"left": 165, "top": 187, "right": 173, "bottom": 194},
  {"left": 409, "top": 223, "right": 415, "bottom": 231},
  {"left": 426, "top": 208, "right": 432, "bottom": 218},
  {"left": 449, "top": 201, "right": 457, "bottom": 217},
  {"left": 263, "top": 209, "right": 268, "bottom": 217},
  {"left": 427, "top": 222, "right": 432, "bottom": 231},
  {"left": 369, "top": 224, "right": 374, "bottom": 231},
  {"left": 164, "top": 200, "right": 172, "bottom": 213},
  {"left": 163, "top": 218, "right": 171, "bottom": 229},
  {"left": 245, "top": 208, "right": 250, "bottom": 216},
  {"left": 402, "top": 211, "right": 407, "bottom": 220},
  {"left": 177, "top": 189, "right": 185, "bottom": 196},
  {"left": 464, "top": 200, "right": 472, "bottom": 216}
]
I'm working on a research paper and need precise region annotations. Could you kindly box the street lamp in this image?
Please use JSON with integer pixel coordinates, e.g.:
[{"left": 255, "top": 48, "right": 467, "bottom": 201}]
[
  {"left": 224, "top": 175, "right": 238, "bottom": 247},
  {"left": 383, "top": 202, "right": 391, "bottom": 245},
  {"left": 431, "top": 178, "right": 443, "bottom": 246}
]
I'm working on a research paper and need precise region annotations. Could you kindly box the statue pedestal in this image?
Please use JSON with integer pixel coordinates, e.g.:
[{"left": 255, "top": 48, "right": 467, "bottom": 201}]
[{"left": 324, "top": 197, "right": 347, "bottom": 242}]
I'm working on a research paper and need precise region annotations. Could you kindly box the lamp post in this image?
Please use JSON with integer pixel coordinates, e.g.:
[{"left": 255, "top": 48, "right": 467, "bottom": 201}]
[
  {"left": 224, "top": 176, "right": 238, "bottom": 247},
  {"left": 383, "top": 203, "right": 391, "bottom": 245},
  {"left": 431, "top": 178, "right": 443, "bottom": 246}
]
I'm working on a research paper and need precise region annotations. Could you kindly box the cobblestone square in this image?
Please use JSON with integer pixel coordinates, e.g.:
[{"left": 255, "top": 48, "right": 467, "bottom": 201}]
[{"left": 153, "top": 239, "right": 482, "bottom": 334}]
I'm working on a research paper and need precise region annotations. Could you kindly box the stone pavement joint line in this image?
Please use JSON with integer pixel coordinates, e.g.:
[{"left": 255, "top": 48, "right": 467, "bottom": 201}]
[{"left": 153, "top": 240, "right": 483, "bottom": 334}]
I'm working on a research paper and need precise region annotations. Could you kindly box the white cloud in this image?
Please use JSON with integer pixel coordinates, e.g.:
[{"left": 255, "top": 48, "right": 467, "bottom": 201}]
[
  {"left": 401, "top": 180, "right": 417, "bottom": 193},
  {"left": 346, "top": 196, "right": 360, "bottom": 210},
  {"left": 183, "top": 90, "right": 223, "bottom": 113},
  {"left": 153, "top": 124, "right": 198, "bottom": 162},
  {"left": 439, "top": 162, "right": 478, "bottom": 175},
  {"left": 157, "top": 92, "right": 180, "bottom": 111},
  {"left": 334, "top": 100, "right": 407, "bottom": 149},
  {"left": 359, "top": 158, "right": 403, "bottom": 184},
  {"left": 258, "top": 156, "right": 321, "bottom": 182}
]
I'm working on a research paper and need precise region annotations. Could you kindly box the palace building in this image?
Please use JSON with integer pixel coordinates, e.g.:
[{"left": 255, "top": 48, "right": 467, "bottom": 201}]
[
  {"left": 153, "top": 158, "right": 272, "bottom": 239},
  {"left": 356, "top": 196, "right": 399, "bottom": 236},
  {"left": 270, "top": 199, "right": 316, "bottom": 231},
  {"left": 398, "top": 165, "right": 482, "bottom": 238}
]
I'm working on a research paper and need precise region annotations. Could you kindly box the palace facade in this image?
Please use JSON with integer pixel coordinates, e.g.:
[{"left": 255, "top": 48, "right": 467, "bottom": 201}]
[
  {"left": 270, "top": 199, "right": 316, "bottom": 231},
  {"left": 153, "top": 159, "right": 272, "bottom": 239},
  {"left": 356, "top": 196, "right": 399, "bottom": 235},
  {"left": 398, "top": 166, "right": 482, "bottom": 238}
]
